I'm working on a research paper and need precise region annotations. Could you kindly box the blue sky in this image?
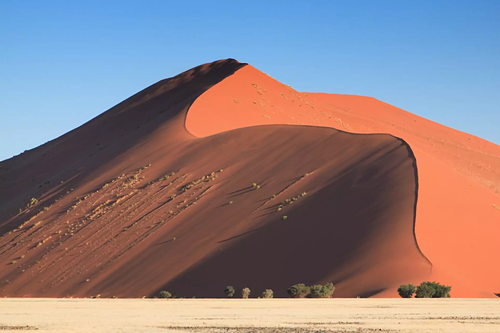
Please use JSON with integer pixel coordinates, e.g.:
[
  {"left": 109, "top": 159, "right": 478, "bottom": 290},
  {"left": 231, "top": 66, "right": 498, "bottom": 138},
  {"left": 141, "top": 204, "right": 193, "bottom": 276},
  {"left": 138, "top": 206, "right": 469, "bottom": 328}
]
[{"left": 1, "top": 0, "right": 499, "bottom": 161}]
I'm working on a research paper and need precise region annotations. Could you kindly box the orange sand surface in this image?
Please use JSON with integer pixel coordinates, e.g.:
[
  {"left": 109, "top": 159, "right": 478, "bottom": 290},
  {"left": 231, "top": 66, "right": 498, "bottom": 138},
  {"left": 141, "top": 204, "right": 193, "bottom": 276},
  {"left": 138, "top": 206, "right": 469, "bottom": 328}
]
[{"left": 187, "top": 64, "right": 500, "bottom": 297}]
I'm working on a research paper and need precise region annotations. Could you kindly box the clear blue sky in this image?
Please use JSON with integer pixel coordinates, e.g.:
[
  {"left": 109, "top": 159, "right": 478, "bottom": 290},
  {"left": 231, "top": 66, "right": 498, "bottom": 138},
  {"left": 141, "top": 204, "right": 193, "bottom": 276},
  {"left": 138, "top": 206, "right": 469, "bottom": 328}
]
[{"left": 1, "top": 0, "right": 499, "bottom": 161}]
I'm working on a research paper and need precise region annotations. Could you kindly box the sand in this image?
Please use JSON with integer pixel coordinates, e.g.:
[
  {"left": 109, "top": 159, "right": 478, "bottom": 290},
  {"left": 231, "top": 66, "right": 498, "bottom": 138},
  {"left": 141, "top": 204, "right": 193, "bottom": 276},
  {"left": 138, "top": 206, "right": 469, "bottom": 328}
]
[
  {"left": 187, "top": 64, "right": 500, "bottom": 297},
  {"left": 0, "top": 59, "right": 499, "bottom": 298},
  {"left": 0, "top": 298, "right": 499, "bottom": 332},
  {"left": 0, "top": 60, "right": 429, "bottom": 298}
]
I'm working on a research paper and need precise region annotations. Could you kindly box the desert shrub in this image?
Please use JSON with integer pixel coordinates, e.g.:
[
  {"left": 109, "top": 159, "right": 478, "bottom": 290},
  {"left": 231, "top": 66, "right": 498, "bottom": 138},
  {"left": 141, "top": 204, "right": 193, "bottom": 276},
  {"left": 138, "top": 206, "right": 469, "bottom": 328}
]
[
  {"left": 430, "top": 282, "right": 451, "bottom": 298},
  {"left": 414, "top": 281, "right": 451, "bottom": 298},
  {"left": 158, "top": 291, "right": 172, "bottom": 299},
  {"left": 417, "top": 281, "right": 451, "bottom": 298},
  {"left": 224, "top": 286, "right": 235, "bottom": 298},
  {"left": 322, "top": 283, "right": 335, "bottom": 297},
  {"left": 261, "top": 289, "right": 274, "bottom": 298},
  {"left": 415, "top": 283, "right": 435, "bottom": 298},
  {"left": 310, "top": 283, "right": 335, "bottom": 298},
  {"left": 397, "top": 284, "right": 416, "bottom": 298},
  {"left": 241, "top": 287, "right": 251, "bottom": 299},
  {"left": 310, "top": 285, "right": 324, "bottom": 298},
  {"left": 287, "top": 284, "right": 311, "bottom": 298}
]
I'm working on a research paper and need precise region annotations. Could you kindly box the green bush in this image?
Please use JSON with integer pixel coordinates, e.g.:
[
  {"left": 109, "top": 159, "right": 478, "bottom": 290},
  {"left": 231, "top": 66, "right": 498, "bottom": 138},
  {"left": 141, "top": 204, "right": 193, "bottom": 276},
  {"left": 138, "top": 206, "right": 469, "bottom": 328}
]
[
  {"left": 397, "top": 284, "right": 416, "bottom": 298},
  {"left": 287, "top": 283, "right": 311, "bottom": 298},
  {"left": 261, "top": 289, "right": 274, "bottom": 298},
  {"left": 430, "top": 282, "right": 451, "bottom": 298},
  {"left": 310, "top": 283, "right": 335, "bottom": 298},
  {"left": 158, "top": 291, "right": 172, "bottom": 298},
  {"left": 415, "top": 283, "right": 435, "bottom": 298},
  {"left": 224, "top": 286, "right": 235, "bottom": 298},
  {"left": 288, "top": 283, "right": 334, "bottom": 298},
  {"left": 241, "top": 287, "right": 251, "bottom": 299},
  {"left": 323, "top": 283, "right": 335, "bottom": 298},
  {"left": 415, "top": 281, "right": 451, "bottom": 298}
]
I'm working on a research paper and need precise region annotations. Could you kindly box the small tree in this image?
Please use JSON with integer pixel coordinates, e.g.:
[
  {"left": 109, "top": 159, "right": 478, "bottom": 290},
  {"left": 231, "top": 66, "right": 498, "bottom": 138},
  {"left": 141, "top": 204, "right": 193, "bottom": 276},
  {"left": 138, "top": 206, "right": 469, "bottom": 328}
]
[
  {"left": 420, "top": 281, "right": 451, "bottom": 298},
  {"left": 310, "top": 285, "right": 323, "bottom": 298},
  {"left": 224, "top": 286, "right": 235, "bottom": 298},
  {"left": 429, "top": 282, "right": 451, "bottom": 298},
  {"left": 287, "top": 284, "right": 311, "bottom": 298},
  {"left": 261, "top": 289, "right": 274, "bottom": 298},
  {"left": 322, "top": 283, "right": 335, "bottom": 298},
  {"left": 158, "top": 291, "right": 172, "bottom": 299},
  {"left": 397, "top": 284, "right": 416, "bottom": 298},
  {"left": 415, "top": 283, "right": 435, "bottom": 298},
  {"left": 310, "top": 283, "right": 335, "bottom": 298},
  {"left": 241, "top": 287, "right": 251, "bottom": 299}
]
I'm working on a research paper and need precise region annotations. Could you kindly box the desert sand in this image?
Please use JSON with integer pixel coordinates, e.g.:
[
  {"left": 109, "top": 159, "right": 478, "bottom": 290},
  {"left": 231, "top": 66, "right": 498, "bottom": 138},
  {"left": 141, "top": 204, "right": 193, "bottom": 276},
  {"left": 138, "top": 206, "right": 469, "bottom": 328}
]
[
  {"left": 187, "top": 63, "right": 500, "bottom": 297},
  {"left": 0, "top": 298, "right": 499, "bottom": 333},
  {"left": 0, "top": 59, "right": 498, "bottom": 298}
]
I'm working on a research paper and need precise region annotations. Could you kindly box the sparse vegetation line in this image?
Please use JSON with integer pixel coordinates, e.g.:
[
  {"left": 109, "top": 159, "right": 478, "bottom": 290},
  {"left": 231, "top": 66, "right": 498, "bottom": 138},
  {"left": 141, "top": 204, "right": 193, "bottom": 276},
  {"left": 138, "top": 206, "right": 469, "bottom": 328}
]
[{"left": 251, "top": 172, "right": 312, "bottom": 213}]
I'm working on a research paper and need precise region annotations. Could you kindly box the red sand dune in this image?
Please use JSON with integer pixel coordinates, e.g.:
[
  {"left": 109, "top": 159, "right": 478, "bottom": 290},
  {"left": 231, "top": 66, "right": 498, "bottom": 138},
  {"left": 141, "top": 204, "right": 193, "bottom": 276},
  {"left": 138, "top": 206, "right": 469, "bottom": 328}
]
[
  {"left": 0, "top": 59, "right": 498, "bottom": 298},
  {"left": 187, "top": 63, "right": 500, "bottom": 297}
]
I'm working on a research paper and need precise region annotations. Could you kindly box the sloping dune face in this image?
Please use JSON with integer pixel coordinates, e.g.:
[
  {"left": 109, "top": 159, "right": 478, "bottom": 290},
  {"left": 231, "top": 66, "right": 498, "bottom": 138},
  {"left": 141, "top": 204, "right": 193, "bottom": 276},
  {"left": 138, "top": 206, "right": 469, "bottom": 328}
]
[
  {"left": 187, "top": 65, "right": 500, "bottom": 297},
  {"left": 0, "top": 60, "right": 430, "bottom": 297}
]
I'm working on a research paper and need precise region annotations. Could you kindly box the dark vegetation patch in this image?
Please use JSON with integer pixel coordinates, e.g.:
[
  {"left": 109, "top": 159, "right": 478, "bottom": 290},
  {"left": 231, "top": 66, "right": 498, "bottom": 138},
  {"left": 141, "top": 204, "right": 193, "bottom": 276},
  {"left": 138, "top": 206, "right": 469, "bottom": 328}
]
[
  {"left": 0, "top": 326, "right": 38, "bottom": 331},
  {"left": 163, "top": 327, "right": 394, "bottom": 333}
]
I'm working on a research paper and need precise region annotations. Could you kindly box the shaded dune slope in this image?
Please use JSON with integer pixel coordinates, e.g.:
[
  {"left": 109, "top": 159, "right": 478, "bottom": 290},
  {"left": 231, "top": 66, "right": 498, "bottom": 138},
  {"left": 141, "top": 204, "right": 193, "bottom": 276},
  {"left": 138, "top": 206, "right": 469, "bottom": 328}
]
[
  {"left": 187, "top": 64, "right": 500, "bottom": 297},
  {"left": 0, "top": 59, "right": 430, "bottom": 297}
]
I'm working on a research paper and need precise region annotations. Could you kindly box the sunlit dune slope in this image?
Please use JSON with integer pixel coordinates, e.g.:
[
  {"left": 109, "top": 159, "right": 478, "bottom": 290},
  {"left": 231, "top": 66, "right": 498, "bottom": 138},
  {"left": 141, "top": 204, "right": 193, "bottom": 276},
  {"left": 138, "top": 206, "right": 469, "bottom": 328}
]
[
  {"left": 0, "top": 60, "right": 429, "bottom": 297},
  {"left": 187, "top": 64, "right": 500, "bottom": 297}
]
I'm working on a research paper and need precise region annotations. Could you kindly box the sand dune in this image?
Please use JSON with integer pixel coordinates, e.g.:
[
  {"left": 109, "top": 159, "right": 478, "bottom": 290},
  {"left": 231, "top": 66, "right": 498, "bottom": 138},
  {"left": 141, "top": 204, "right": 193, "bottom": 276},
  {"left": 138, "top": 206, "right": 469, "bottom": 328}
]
[
  {"left": 0, "top": 59, "right": 497, "bottom": 298},
  {"left": 187, "top": 63, "right": 500, "bottom": 297}
]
